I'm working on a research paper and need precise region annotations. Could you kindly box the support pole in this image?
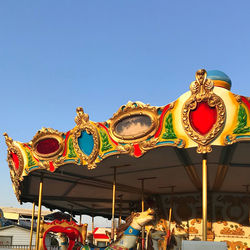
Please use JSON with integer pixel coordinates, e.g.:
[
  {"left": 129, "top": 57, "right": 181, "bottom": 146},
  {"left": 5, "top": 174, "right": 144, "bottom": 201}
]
[
  {"left": 29, "top": 202, "right": 35, "bottom": 250},
  {"left": 141, "top": 179, "right": 145, "bottom": 212},
  {"left": 111, "top": 167, "right": 116, "bottom": 241},
  {"left": 140, "top": 179, "right": 145, "bottom": 250},
  {"left": 168, "top": 186, "right": 174, "bottom": 233},
  {"left": 92, "top": 215, "right": 94, "bottom": 233},
  {"left": 118, "top": 194, "right": 123, "bottom": 227},
  {"left": 70, "top": 206, "right": 73, "bottom": 222},
  {"left": 138, "top": 177, "right": 156, "bottom": 250},
  {"left": 80, "top": 215, "right": 82, "bottom": 225},
  {"left": 35, "top": 175, "right": 43, "bottom": 250},
  {"left": 202, "top": 154, "right": 207, "bottom": 241}
]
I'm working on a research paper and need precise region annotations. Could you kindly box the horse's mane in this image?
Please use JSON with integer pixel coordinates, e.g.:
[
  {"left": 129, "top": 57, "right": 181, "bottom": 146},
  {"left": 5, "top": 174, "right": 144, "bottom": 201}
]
[{"left": 115, "top": 212, "right": 139, "bottom": 240}]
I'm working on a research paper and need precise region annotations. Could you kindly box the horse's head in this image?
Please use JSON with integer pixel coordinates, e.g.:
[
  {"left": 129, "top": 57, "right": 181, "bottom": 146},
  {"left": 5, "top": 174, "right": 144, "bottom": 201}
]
[
  {"left": 57, "top": 232, "right": 67, "bottom": 240},
  {"left": 57, "top": 232, "right": 68, "bottom": 246},
  {"left": 131, "top": 208, "right": 154, "bottom": 230},
  {"left": 150, "top": 229, "right": 166, "bottom": 241}
]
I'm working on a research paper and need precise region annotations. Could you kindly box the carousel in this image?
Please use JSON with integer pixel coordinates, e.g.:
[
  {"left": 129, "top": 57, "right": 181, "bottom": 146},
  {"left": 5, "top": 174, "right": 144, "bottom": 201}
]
[{"left": 4, "top": 69, "right": 250, "bottom": 250}]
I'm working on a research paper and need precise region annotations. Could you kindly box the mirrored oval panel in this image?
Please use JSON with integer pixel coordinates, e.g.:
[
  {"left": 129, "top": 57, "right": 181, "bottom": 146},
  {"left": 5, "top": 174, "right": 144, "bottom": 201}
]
[{"left": 115, "top": 115, "right": 152, "bottom": 138}]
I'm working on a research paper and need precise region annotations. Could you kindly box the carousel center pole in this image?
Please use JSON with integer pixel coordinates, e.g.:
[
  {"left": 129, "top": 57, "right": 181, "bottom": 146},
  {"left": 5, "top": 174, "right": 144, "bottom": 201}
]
[
  {"left": 29, "top": 202, "right": 35, "bottom": 250},
  {"left": 111, "top": 167, "right": 117, "bottom": 241},
  {"left": 202, "top": 154, "right": 207, "bottom": 241},
  {"left": 35, "top": 174, "right": 43, "bottom": 250}
]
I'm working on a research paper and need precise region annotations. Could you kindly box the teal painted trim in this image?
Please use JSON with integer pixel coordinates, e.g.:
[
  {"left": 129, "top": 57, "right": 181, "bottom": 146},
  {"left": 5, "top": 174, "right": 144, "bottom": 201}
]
[
  {"left": 226, "top": 134, "right": 250, "bottom": 143},
  {"left": 28, "top": 166, "right": 40, "bottom": 170},
  {"left": 236, "top": 135, "right": 250, "bottom": 139},
  {"left": 78, "top": 130, "right": 94, "bottom": 156},
  {"left": 64, "top": 159, "right": 77, "bottom": 163},
  {"left": 225, "top": 135, "right": 231, "bottom": 143},
  {"left": 156, "top": 141, "right": 175, "bottom": 145},
  {"left": 156, "top": 139, "right": 184, "bottom": 147},
  {"left": 26, "top": 165, "right": 40, "bottom": 174},
  {"left": 157, "top": 108, "right": 162, "bottom": 115},
  {"left": 103, "top": 150, "right": 118, "bottom": 156},
  {"left": 177, "top": 139, "right": 184, "bottom": 147}
]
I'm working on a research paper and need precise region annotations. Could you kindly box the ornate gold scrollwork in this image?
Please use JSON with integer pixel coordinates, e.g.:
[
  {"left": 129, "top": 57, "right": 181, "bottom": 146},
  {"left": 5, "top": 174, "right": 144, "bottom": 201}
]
[
  {"left": 117, "top": 137, "right": 159, "bottom": 157},
  {"left": 108, "top": 101, "right": 159, "bottom": 143},
  {"left": 3, "top": 133, "right": 24, "bottom": 201},
  {"left": 116, "top": 143, "right": 133, "bottom": 155},
  {"left": 30, "top": 127, "right": 65, "bottom": 161},
  {"left": 139, "top": 137, "right": 159, "bottom": 154},
  {"left": 182, "top": 69, "right": 226, "bottom": 153},
  {"left": 72, "top": 107, "right": 100, "bottom": 169}
]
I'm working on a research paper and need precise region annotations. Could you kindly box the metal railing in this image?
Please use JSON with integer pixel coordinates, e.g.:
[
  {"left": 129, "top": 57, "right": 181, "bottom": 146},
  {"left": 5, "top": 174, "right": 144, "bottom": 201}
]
[
  {"left": 0, "top": 246, "right": 59, "bottom": 250},
  {"left": 0, "top": 246, "right": 35, "bottom": 250}
]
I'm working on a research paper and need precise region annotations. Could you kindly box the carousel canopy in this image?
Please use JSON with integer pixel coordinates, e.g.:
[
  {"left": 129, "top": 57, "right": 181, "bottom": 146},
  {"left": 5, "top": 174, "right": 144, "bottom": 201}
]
[{"left": 4, "top": 69, "right": 250, "bottom": 218}]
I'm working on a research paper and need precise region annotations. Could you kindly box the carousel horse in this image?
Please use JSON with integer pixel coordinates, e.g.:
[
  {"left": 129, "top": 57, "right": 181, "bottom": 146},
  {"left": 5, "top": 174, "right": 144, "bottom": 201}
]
[
  {"left": 166, "top": 227, "right": 188, "bottom": 250},
  {"left": 148, "top": 220, "right": 179, "bottom": 250},
  {"left": 57, "top": 232, "right": 69, "bottom": 250},
  {"left": 74, "top": 208, "right": 155, "bottom": 250},
  {"left": 147, "top": 228, "right": 166, "bottom": 250},
  {"left": 57, "top": 230, "right": 83, "bottom": 250}
]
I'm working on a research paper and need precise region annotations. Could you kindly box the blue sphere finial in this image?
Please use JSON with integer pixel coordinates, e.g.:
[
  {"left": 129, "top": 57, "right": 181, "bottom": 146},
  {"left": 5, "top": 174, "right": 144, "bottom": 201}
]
[{"left": 206, "top": 70, "right": 232, "bottom": 90}]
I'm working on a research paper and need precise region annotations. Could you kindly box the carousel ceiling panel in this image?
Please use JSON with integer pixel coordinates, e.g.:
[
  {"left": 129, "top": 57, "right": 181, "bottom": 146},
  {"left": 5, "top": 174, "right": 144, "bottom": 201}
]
[
  {"left": 192, "top": 163, "right": 219, "bottom": 191},
  {"left": 82, "top": 147, "right": 183, "bottom": 178},
  {"left": 26, "top": 174, "right": 73, "bottom": 196},
  {"left": 219, "top": 166, "right": 250, "bottom": 192},
  {"left": 99, "top": 165, "right": 198, "bottom": 194},
  {"left": 230, "top": 142, "right": 250, "bottom": 165},
  {"left": 39, "top": 192, "right": 131, "bottom": 217},
  {"left": 207, "top": 163, "right": 220, "bottom": 191}
]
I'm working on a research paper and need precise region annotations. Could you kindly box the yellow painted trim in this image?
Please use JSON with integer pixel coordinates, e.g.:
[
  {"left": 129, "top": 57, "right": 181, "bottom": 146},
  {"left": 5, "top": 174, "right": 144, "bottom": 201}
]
[{"left": 213, "top": 80, "right": 231, "bottom": 90}]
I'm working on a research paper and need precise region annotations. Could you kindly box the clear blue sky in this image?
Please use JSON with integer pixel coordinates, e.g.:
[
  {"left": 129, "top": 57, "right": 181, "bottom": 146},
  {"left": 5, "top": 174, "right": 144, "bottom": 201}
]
[{"left": 0, "top": 0, "right": 250, "bottom": 217}]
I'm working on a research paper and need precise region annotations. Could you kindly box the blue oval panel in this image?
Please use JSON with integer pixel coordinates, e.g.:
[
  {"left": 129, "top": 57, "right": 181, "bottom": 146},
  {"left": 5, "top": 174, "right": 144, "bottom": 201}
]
[{"left": 77, "top": 130, "right": 94, "bottom": 156}]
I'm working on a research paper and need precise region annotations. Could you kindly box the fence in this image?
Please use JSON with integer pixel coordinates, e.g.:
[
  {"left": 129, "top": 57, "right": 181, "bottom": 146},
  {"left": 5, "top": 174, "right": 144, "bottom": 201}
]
[
  {"left": 0, "top": 246, "right": 59, "bottom": 250},
  {"left": 0, "top": 246, "right": 35, "bottom": 250}
]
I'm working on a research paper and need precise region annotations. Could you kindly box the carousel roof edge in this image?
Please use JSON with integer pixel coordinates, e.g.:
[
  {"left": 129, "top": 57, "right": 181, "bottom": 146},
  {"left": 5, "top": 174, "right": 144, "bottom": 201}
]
[{"left": 4, "top": 69, "right": 250, "bottom": 200}]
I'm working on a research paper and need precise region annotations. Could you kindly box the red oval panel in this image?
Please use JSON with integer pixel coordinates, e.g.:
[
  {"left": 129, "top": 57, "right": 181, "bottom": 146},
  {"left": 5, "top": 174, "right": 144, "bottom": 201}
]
[
  {"left": 36, "top": 138, "right": 60, "bottom": 155},
  {"left": 189, "top": 101, "right": 217, "bottom": 135},
  {"left": 11, "top": 152, "right": 19, "bottom": 170}
]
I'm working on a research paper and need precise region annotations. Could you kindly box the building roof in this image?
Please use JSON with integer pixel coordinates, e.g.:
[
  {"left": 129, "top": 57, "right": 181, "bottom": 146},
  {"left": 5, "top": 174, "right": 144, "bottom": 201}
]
[
  {"left": 93, "top": 227, "right": 110, "bottom": 240},
  {"left": 0, "top": 207, "right": 51, "bottom": 218},
  {"left": 0, "top": 224, "right": 36, "bottom": 232}
]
